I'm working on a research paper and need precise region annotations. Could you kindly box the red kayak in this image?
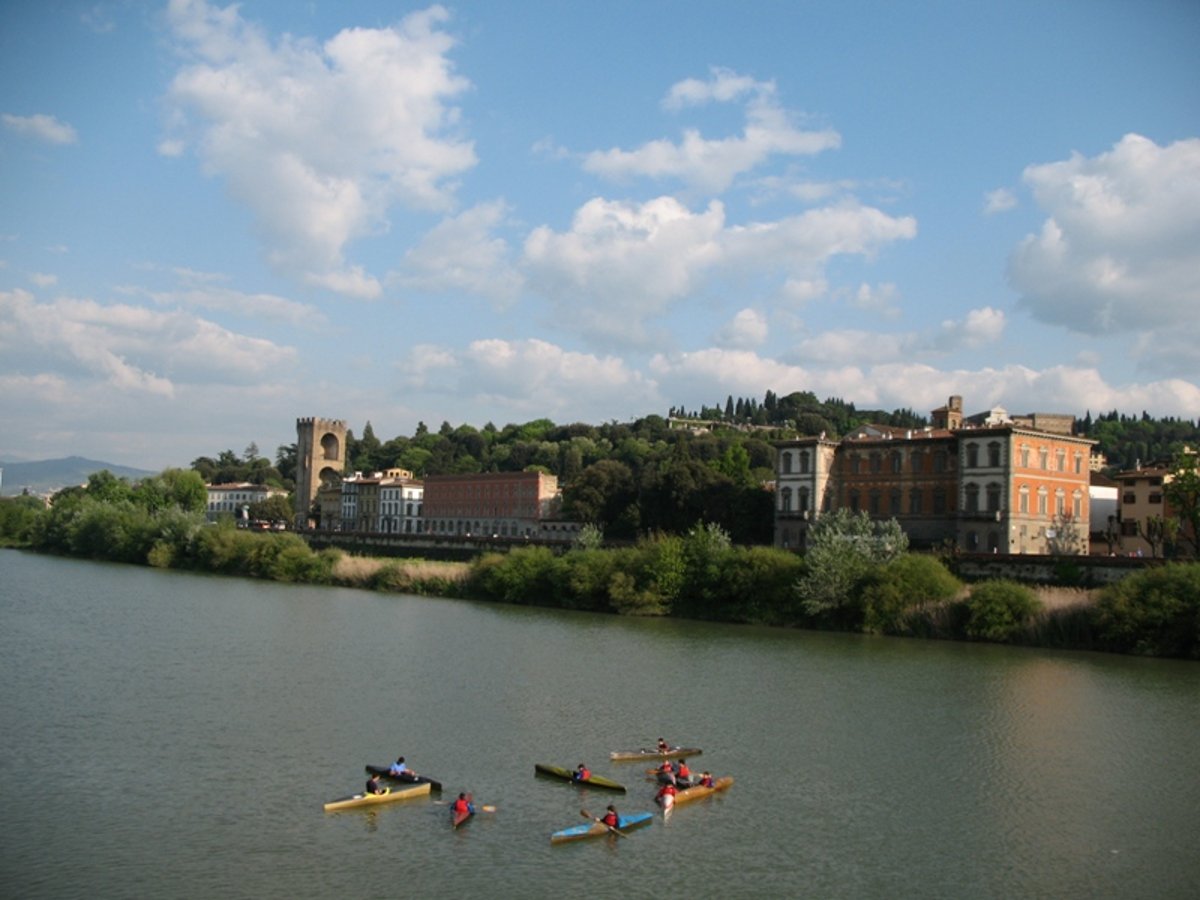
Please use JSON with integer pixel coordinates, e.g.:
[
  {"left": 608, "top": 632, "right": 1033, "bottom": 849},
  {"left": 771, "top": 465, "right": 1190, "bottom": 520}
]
[{"left": 451, "top": 794, "right": 475, "bottom": 828}]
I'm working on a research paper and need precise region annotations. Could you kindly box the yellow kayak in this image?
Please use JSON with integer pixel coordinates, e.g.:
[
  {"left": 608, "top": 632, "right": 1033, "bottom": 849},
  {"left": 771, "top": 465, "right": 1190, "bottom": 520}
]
[{"left": 323, "top": 780, "right": 431, "bottom": 811}]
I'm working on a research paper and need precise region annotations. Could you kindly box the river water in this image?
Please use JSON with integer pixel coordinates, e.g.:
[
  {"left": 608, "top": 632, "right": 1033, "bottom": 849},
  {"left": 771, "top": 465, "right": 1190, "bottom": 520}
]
[{"left": 1, "top": 551, "right": 1197, "bottom": 899}]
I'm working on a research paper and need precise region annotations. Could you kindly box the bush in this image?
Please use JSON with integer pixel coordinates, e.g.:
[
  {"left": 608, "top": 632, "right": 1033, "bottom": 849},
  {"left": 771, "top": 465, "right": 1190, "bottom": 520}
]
[
  {"left": 964, "top": 580, "right": 1042, "bottom": 642},
  {"left": 860, "top": 554, "right": 963, "bottom": 635},
  {"left": 1093, "top": 564, "right": 1200, "bottom": 658}
]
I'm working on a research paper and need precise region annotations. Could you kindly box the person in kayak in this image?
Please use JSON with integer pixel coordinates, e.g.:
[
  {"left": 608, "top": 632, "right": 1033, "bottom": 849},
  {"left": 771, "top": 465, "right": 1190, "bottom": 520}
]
[
  {"left": 656, "top": 738, "right": 670, "bottom": 753},
  {"left": 600, "top": 805, "right": 620, "bottom": 829},
  {"left": 388, "top": 756, "right": 409, "bottom": 776},
  {"left": 572, "top": 763, "right": 591, "bottom": 782},
  {"left": 655, "top": 781, "right": 677, "bottom": 810},
  {"left": 657, "top": 760, "right": 676, "bottom": 785},
  {"left": 676, "top": 759, "right": 691, "bottom": 784},
  {"left": 698, "top": 771, "right": 714, "bottom": 788},
  {"left": 452, "top": 793, "right": 475, "bottom": 816},
  {"left": 366, "top": 773, "right": 387, "bottom": 795}
]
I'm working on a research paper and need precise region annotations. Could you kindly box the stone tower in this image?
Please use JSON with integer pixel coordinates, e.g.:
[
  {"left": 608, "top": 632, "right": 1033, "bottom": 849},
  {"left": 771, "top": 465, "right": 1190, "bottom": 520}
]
[{"left": 294, "top": 417, "right": 348, "bottom": 528}]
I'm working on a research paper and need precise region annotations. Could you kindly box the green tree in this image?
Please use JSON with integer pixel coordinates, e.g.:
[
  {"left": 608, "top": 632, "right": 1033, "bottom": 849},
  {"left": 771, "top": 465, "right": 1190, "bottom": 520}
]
[
  {"left": 1164, "top": 450, "right": 1200, "bottom": 558},
  {"left": 964, "top": 580, "right": 1041, "bottom": 642},
  {"left": 795, "top": 509, "right": 908, "bottom": 626}
]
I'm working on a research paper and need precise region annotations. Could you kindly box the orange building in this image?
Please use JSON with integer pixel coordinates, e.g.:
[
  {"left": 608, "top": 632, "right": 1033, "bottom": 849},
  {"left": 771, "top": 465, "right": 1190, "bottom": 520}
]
[{"left": 775, "top": 396, "right": 1095, "bottom": 555}]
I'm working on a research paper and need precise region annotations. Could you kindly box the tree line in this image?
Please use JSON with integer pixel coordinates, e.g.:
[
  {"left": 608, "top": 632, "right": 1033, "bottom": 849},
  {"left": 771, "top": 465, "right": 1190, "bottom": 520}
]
[{"left": 177, "top": 391, "right": 1199, "bottom": 545}]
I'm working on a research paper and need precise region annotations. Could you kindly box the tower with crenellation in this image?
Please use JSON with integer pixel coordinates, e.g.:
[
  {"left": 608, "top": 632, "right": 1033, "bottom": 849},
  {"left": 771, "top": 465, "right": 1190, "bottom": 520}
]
[{"left": 294, "top": 417, "right": 347, "bottom": 528}]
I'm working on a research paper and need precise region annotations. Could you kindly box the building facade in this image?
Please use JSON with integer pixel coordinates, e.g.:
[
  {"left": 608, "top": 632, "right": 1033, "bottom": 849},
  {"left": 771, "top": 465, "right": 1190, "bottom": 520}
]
[
  {"left": 295, "top": 417, "right": 347, "bottom": 528},
  {"left": 775, "top": 396, "right": 1095, "bottom": 555},
  {"left": 205, "top": 482, "right": 288, "bottom": 523},
  {"left": 422, "top": 471, "right": 562, "bottom": 539}
]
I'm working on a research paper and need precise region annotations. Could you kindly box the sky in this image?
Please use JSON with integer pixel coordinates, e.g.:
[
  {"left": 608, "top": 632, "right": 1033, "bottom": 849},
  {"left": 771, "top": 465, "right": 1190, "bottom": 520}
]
[{"left": 1, "top": 0, "right": 1198, "bottom": 471}]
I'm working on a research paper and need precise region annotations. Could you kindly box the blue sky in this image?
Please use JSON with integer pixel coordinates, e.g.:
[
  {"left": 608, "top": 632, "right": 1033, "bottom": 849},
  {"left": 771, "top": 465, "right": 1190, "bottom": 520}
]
[{"left": 2, "top": 0, "right": 1197, "bottom": 471}]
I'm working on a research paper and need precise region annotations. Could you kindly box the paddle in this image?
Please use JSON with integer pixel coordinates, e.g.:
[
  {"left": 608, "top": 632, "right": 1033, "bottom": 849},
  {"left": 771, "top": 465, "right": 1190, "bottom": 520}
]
[{"left": 581, "top": 808, "right": 627, "bottom": 838}]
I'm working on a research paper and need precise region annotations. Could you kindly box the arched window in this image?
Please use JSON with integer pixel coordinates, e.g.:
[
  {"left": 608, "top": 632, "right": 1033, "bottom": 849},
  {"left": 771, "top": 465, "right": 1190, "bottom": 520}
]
[
  {"left": 987, "top": 442, "right": 1001, "bottom": 467},
  {"left": 781, "top": 487, "right": 792, "bottom": 512},
  {"left": 798, "top": 487, "right": 810, "bottom": 512},
  {"left": 781, "top": 452, "right": 792, "bottom": 474},
  {"left": 911, "top": 448, "right": 924, "bottom": 473},
  {"left": 964, "top": 483, "right": 980, "bottom": 513},
  {"left": 799, "top": 451, "right": 810, "bottom": 474},
  {"left": 909, "top": 488, "right": 922, "bottom": 514},
  {"left": 965, "top": 443, "right": 979, "bottom": 468}
]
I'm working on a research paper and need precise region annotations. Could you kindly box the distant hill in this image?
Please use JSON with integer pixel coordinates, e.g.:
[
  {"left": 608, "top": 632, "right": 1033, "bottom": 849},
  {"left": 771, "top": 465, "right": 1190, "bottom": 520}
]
[{"left": 0, "top": 456, "right": 155, "bottom": 497}]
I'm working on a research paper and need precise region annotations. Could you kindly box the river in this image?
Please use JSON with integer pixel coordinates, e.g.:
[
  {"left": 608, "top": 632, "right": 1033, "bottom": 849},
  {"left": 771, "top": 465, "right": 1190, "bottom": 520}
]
[{"left": 1, "top": 551, "right": 1197, "bottom": 898}]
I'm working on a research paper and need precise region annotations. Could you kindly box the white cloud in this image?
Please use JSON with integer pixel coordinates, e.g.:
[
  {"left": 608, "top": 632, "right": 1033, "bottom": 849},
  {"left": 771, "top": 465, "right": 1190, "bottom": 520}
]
[
  {"left": 163, "top": 1, "right": 474, "bottom": 296},
  {"left": 523, "top": 196, "right": 725, "bottom": 344},
  {"left": 523, "top": 196, "right": 915, "bottom": 347},
  {"left": 29, "top": 272, "right": 58, "bottom": 288},
  {"left": 2, "top": 113, "right": 78, "bottom": 144},
  {"left": 582, "top": 67, "right": 840, "bottom": 193},
  {"left": 983, "top": 188, "right": 1017, "bottom": 215},
  {"left": 714, "top": 308, "right": 768, "bottom": 349},
  {"left": 792, "top": 307, "right": 1006, "bottom": 366},
  {"left": 392, "top": 201, "right": 522, "bottom": 301},
  {"left": 1009, "top": 134, "right": 1200, "bottom": 376},
  {"left": 394, "top": 338, "right": 659, "bottom": 421},
  {"left": 0, "top": 287, "right": 296, "bottom": 398}
]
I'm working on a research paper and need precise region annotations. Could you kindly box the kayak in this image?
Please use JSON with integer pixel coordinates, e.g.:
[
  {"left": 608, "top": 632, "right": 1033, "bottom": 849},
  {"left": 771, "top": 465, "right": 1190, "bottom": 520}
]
[
  {"left": 672, "top": 776, "right": 734, "bottom": 807},
  {"left": 609, "top": 746, "right": 702, "bottom": 762},
  {"left": 535, "top": 763, "right": 626, "bottom": 793},
  {"left": 550, "top": 811, "right": 654, "bottom": 844},
  {"left": 323, "top": 780, "right": 431, "bottom": 812},
  {"left": 365, "top": 765, "right": 444, "bottom": 793},
  {"left": 451, "top": 794, "right": 474, "bottom": 828}
]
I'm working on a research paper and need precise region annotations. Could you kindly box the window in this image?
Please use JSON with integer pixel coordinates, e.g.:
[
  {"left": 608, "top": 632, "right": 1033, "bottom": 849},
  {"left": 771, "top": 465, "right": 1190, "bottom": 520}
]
[
  {"left": 1123, "top": 492, "right": 1136, "bottom": 504},
  {"left": 1074, "top": 453, "right": 1083, "bottom": 474},
  {"left": 1149, "top": 493, "right": 1162, "bottom": 504},
  {"left": 889, "top": 489, "right": 902, "bottom": 515},
  {"left": 966, "top": 443, "right": 979, "bottom": 468},
  {"left": 934, "top": 451, "right": 948, "bottom": 473},
  {"left": 987, "top": 442, "right": 1001, "bottom": 467},
  {"left": 965, "top": 484, "right": 979, "bottom": 513},
  {"left": 891, "top": 451, "right": 902, "bottom": 474},
  {"left": 799, "top": 451, "right": 810, "bottom": 474},
  {"left": 798, "top": 488, "right": 810, "bottom": 512},
  {"left": 1055, "top": 489, "right": 1066, "bottom": 516},
  {"left": 1037, "top": 488, "right": 1048, "bottom": 515},
  {"left": 1073, "top": 491, "right": 1083, "bottom": 518},
  {"left": 1056, "top": 450, "right": 1066, "bottom": 472},
  {"left": 911, "top": 449, "right": 924, "bottom": 473},
  {"left": 849, "top": 490, "right": 860, "bottom": 512},
  {"left": 909, "top": 488, "right": 922, "bottom": 514},
  {"left": 781, "top": 452, "right": 792, "bottom": 474},
  {"left": 1019, "top": 486, "right": 1029, "bottom": 514},
  {"left": 1020, "top": 446, "right": 1030, "bottom": 468},
  {"left": 1039, "top": 448, "right": 1049, "bottom": 470},
  {"left": 933, "top": 489, "right": 947, "bottom": 514},
  {"left": 868, "top": 490, "right": 881, "bottom": 515},
  {"left": 781, "top": 488, "right": 792, "bottom": 512},
  {"left": 987, "top": 483, "right": 1001, "bottom": 513},
  {"left": 870, "top": 453, "right": 882, "bottom": 473}
]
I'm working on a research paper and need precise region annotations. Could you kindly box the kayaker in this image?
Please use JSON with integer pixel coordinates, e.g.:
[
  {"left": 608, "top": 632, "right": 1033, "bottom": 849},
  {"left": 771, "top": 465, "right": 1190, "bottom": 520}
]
[
  {"left": 676, "top": 759, "right": 691, "bottom": 784},
  {"left": 699, "top": 771, "right": 714, "bottom": 788},
  {"left": 600, "top": 805, "right": 620, "bottom": 829},
  {"left": 655, "top": 782, "right": 677, "bottom": 810},
  {"left": 452, "top": 793, "right": 475, "bottom": 816},
  {"left": 366, "top": 773, "right": 387, "bottom": 795},
  {"left": 656, "top": 738, "right": 670, "bottom": 753},
  {"left": 657, "top": 760, "right": 676, "bottom": 785},
  {"left": 572, "top": 763, "right": 591, "bottom": 782},
  {"left": 388, "top": 756, "right": 409, "bottom": 776}
]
